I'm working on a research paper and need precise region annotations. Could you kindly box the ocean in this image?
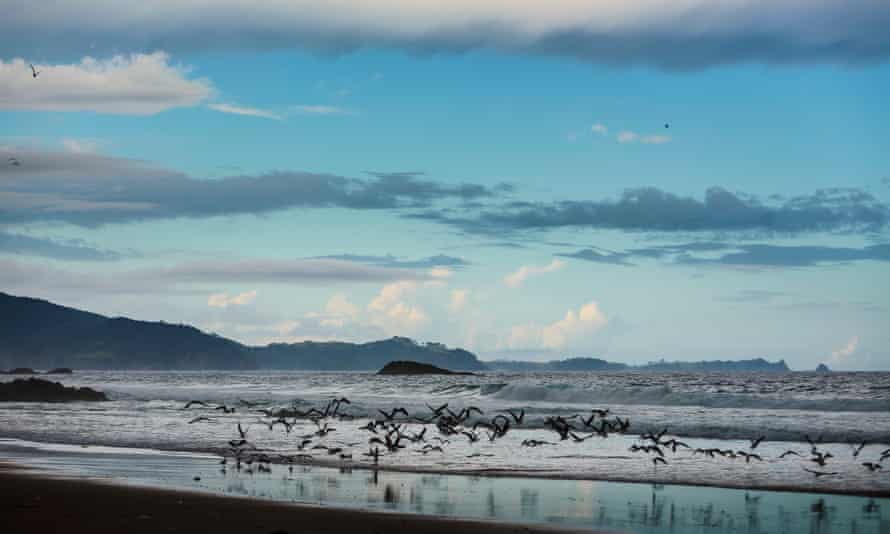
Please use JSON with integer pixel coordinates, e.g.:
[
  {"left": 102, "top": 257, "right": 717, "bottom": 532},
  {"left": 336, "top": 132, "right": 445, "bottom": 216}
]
[{"left": 2, "top": 370, "right": 889, "bottom": 497}]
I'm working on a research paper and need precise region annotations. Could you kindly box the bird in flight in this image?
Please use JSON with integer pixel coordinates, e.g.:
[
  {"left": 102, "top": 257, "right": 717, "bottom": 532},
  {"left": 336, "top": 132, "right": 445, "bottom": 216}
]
[{"left": 30, "top": 64, "right": 40, "bottom": 78}]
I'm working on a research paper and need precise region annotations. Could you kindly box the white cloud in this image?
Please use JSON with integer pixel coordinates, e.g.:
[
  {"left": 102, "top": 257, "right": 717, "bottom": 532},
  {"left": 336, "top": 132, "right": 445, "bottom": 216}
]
[
  {"left": 368, "top": 281, "right": 429, "bottom": 334},
  {"left": 504, "top": 259, "right": 565, "bottom": 288},
  {"left": 208, "top": 103, "right": 282, "bottom": 120},
  {"left": 641, "top": 134, "right": 671, "bottom": 145},
  {"left": 61, "top": 138, "right": 101, "bottom": 154},
  {"left": 541, "top": 301, "right": 607, "bottom": 349},
  {"left": 207, "top": 290, "right": 257, "bottom": 308},
  {"left": 449, "top": 289, "right": 469, "bottom": 313},
  {"left": 591, "top": 123, "right": 608, "bottom": 135},
  {"left": 291, "top": 105, "right": 348, "bottom": 115},
  {"left": 0, "top": 53, "right": 213, "bottom": 114},
  {"left": 504, "top": 301, "right": 607, "bottom": 350},
  {"left": 616, "top": 130, "right": 671, "bottom": 145},
  {"left": 616, "top": 131, "right": 638, "bottom": 143},
  {"left": 829, "top": 335, "right": 859, "bottom": 366}
]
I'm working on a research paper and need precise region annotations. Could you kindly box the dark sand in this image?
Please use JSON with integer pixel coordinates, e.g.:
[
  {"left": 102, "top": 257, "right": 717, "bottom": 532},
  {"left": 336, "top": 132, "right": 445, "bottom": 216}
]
[{"left": 1, "top": 465, "right": 587, "bottom": 534}]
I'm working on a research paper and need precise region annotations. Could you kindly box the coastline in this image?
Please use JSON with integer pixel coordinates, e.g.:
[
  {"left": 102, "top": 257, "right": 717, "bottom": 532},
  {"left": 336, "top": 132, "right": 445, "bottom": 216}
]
[
  {"left": 4, "top": 433, "right": 888, "bottom": 499},
  {"left": 0, "top": 463, "right": 585, "bottom": 534}
]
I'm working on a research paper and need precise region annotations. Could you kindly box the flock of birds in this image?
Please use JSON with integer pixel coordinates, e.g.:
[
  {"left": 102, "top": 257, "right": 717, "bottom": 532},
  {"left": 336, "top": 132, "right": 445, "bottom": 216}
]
[{"left": 181, "top": 398, "right": 890, "bottom": 479}]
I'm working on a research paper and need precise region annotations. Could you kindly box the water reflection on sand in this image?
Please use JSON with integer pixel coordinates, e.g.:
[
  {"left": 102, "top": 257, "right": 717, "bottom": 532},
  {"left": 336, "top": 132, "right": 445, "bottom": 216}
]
[{"left": 3, "top": 439, "right": 888, "bottom": 534}]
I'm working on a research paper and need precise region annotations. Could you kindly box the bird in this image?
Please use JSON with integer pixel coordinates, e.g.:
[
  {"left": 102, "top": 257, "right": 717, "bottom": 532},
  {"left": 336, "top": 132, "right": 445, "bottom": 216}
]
[
  {"left": 237, "top": 423, "right": 249, "bottom": 439},
  {"left": 851, "top": 441, "right": 867, "bottom": 458},
  {"left": 188, "top": 416, "right": 213, "bottom": 424},
  {"left": 505, "top": 408, "right": 525, "bottom": 424},
  {"left": 7, "top": 157, "right": 20, "bottom": 167},
  {"left": 461, "top": 430, "right": 480, "bottom": 443},
  {"left": 749, "top": 436, "right": 766, "bottom": 449},
  {"left": 862, "top": 462, "right": 883, "bottom": 472},
  {"left": 378, "top": 407, "right": 408, "bottom": 421},
  {"left": 30, "top": 64, "right": 40, "bottom": 78},
  {"left": 652, "top": 457, "right": 668, "bottom": 466},
  {"left": 426, "top": 403, "right": 449, "bottom": 417},
  {"left": 810, "top": 452, "right": 833, "bottom": 467},
  {"left": 664, "top": 123, "right": 669, "bottom": 129},
  {"left": 779, "top": 450, "right": 802, "bottom": 459},
  {"left": 569, "top": 431, "right": 596, "bottom": 443},
  {"left": 215, "top": 405, "right": 236, "bottom": 414},
  {"left": 737, "top": 451, "right": 763, "bottom": 463},
  {"left": 183, "top": 400, "right": 209, "bottom": 409}
]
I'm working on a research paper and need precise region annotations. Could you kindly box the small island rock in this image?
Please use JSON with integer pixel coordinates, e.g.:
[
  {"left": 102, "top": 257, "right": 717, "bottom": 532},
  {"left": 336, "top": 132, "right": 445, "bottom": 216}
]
[{"left": 377, "top": 360, "right": 476, "bottom": 376}]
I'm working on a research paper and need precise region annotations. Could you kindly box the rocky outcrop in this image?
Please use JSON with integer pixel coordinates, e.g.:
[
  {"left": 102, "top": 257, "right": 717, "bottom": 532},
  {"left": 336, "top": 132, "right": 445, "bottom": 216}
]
[
  {"left": 0, "top": 378, "right": 107, "bottom": 402},
  {"left": 377, "top": 360, "right": 476, "bottom": 376}
]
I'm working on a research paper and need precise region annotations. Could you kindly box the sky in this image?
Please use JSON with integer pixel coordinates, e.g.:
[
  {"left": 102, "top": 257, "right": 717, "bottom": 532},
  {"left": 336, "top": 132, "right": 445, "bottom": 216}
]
[{"left": 1, "top": 1, "right": 889, "bottom": 370}]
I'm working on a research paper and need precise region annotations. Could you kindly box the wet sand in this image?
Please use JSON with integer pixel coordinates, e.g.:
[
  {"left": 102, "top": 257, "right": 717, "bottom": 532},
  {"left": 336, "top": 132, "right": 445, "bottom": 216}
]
[{"left": 1, "top": 465, "right": 585, "bottom": 534}]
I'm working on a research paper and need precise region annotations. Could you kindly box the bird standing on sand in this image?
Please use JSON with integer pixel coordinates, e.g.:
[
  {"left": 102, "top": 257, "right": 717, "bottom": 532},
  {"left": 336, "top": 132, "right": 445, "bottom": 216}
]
[{"left": 30, "top": 64, "right": 40, "bottom": 78}]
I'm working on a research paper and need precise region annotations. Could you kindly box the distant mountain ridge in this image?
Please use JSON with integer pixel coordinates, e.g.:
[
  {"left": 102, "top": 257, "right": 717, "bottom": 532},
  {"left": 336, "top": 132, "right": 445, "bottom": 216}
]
[
  {"left": 0, "top": 293, "right": 483, "bottom": 371},
  {"left": 486, "top": 356, "right": 790, "bottom": 373},
  {"left": 1, "top": 292, "right": 789, "bottom": 372}
]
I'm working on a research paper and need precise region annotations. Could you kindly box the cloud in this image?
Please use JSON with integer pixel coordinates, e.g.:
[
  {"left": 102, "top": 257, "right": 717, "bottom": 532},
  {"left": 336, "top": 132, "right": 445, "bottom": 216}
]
[
  {"left": 4, "top": 2, "right": 889, "bottom": 69},
  {"left": 591, "top": 123, "right": 608, "bottom": 135},
  {"left": 615, "top": 131, "right": 670, "bottom": 144},
  {"left": 678, "top": 243, "right": 890, "bottom": 268},
  {"left": 314, "top": 253, "right": 469, "bottom": 270},
  {"left": 641, "top": 134, "right": 671, "bottom": 145},
  {"left": 504, "top": 259, "right": 565, "bottom": 288},
  {"left": 0, "top": 147, "right": 503, "bottom": 227},
  {"left": 505, "top": 301, "right": 607, "bottom": 350},
  {"left": 0, "top": 53, "right": 212, "bottom": 114},
  {"left": 367, "top": 281, "right": 429, "bottom": 334},
  {"left": 449, "top": 289, "right": 469, "bottom": 313},
  {"left": 557, "top": 248, "right": 633, "bottom": 266},
  {"left": 562, "top": 242, "right": 890, "bottom": 268},
  {"left": 0, "top": 257, "right": 434, "bottom": 300},
  {"left": 0, "top": 231, "right": 123, "bottom": 261},
  {"left": 208, "top": 290, "right": 257, "bottom": 308},
  {"left": 417, "top": 187, "right": 890, "bottom": 236},
  {"left": 61, "top": 138, "right": 101, "bottom": 154},
  {"left": 616, "top": 131, "right": 638, "bottom": 143},
  {"left": 291, "top": 105, "right": 348, "bottom": 115},
  {"left": 829, "top": 335, "right": 860, "bottom": 366},
  {"left": 208, "top": 103, "right": 282, "bottom": 120}
]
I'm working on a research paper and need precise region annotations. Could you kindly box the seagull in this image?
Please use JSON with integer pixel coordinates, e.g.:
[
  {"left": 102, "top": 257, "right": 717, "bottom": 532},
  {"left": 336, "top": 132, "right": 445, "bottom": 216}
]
[
  {"left": 188, "top": 416, "right": 213, "bottom": 424},
  {"left": 779, "top": 450, "right": 802, "bottom": 459},
  {"left": 30, "top": 64, "right": 40, "bottom": 78},
  {"left": 851, "top": 441, "right": 867, "bottom": 458},
  {"left": 7, "top": 157, "right": 20, "bottom": 166},
  {"left": 237, "top": 423, "right": 249, "bottom": 439},
  {"left": 505, "top": 408, "right": 525, "bottom": 424},
  {"left": 862, "top": 462, "right": 883, "bottom": 472},
  {"left": 183, "top": 400, "right": 209, "bottom": 409},
  {"left": 652, "top": 457, "right": 668, "bottom": 466},
  {"left": 749, "top": 436, "right": 766, "bottom": 449}
]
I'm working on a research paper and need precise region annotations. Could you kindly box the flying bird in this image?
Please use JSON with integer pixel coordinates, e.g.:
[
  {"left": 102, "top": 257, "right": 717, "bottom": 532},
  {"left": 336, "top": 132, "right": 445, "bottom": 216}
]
[{"left": 30, "top": 64, "right": 40, "bottom": 78}]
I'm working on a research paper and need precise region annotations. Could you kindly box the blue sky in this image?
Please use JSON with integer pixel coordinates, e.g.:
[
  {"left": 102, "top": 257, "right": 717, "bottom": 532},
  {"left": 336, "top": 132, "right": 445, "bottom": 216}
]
[{"left": 1, "top": 1, "right": 889, "bottom": 369}]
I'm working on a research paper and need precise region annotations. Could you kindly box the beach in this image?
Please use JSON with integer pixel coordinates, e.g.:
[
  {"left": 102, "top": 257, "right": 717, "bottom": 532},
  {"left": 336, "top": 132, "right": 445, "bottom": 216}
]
[{"left": 1, "top": 465, "right": 581, "bottom": 534}]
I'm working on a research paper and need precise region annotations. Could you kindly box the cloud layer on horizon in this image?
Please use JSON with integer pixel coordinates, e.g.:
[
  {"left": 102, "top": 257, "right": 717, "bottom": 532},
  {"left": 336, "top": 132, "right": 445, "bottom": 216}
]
[{"left": 3, "top": 1, "right": 889, "bottom": 69}]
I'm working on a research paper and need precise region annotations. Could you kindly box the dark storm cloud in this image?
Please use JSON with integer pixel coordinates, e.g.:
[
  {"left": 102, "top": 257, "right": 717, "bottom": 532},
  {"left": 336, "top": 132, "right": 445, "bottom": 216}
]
[
  {"left": 1, "top": 1, "right": 889, "bottom": 69},
  {"left": 415, "top": 187, "right": 890, "bottom": 236},
  {"left": 0, "top": 148, "right": 501, "bottom": 227},
  {"left": 314, "top": 253, "right": 469, "bottom": 269},
  {"left": 0, "top": 231, "right": 123, "bottom": 261}
]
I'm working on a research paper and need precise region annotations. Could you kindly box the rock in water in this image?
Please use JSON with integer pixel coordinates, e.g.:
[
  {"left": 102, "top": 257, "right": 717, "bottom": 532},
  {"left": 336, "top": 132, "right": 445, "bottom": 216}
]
[
  {"left": 377, "top": 360, "right": 476, "bottom": 376},
  {"left": 0, "top": 378, "right": 107, "bottom": 402}
]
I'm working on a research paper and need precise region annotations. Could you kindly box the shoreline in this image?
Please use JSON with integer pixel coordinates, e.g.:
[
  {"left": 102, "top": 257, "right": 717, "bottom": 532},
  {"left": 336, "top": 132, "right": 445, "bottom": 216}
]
[
  {"left": 4, "top": 435, "right": 888, "bottom": 499},
  {"left": 1, "top": 463, "right": 585, "bottom": 534}
]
